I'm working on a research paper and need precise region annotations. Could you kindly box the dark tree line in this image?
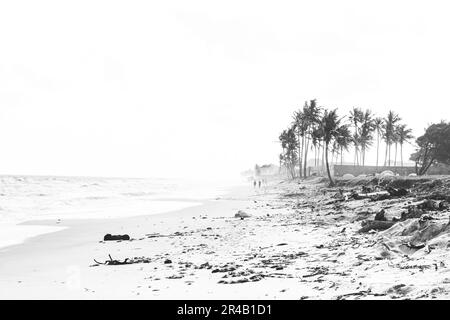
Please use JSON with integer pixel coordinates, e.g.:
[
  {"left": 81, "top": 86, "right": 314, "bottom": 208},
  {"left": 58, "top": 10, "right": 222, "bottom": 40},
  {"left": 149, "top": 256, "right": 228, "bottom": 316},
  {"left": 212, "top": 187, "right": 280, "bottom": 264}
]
[{"left": 410, "top": 121, "right": 450, "bottom": 175}]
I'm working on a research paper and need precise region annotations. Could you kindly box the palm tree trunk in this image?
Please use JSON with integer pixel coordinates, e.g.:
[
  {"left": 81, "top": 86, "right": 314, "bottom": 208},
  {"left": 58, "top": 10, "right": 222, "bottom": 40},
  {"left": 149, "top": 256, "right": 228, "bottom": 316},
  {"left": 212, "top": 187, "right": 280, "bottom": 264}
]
[
  {"left": 362, "top": 147, "right": 365, "bottom": 166},
  {"left": 298, "top": 133, "right": 302, "bottom": 178},
  {"left": 303, "top": 136, "right": 309, "bottom": 177},
  {"left": 340, "top": 146, "right": 343, "bottom": 165},
  {"left": 384, "top": 141, "right": 388, "bottom": 166},
  {"left": 400, "top": 143, "right": 403, "bottom": 167},
  {"left": 394, "top": 143, "right": 398, "bottom": 166},
  {"left": 388, "top": 143, "right": 391, "bottom": 167},
  {"left": 321, "top": 143, "right": 325, "bottom": 172},
  {"left": 315, "top": 145, "right": 317, "bottom": 167},
  {"left": 376, "top": 132, "right": 379, "bottom": 168},
  {"left": 325, "top": 142, "right": 334, "bottom": 186},
  {"left": 301, "top": 135, "right": 305, "bottom": 177}
]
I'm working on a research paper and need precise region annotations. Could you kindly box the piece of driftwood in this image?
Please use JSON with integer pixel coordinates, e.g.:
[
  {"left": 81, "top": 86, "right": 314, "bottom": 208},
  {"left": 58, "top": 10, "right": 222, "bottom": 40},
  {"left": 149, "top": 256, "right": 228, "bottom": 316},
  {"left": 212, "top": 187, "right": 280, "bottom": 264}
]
[
  {"left": 417, "top": 199, "right": 448, "bottom": 211},
  {"left": 104, "top": 234, "right": 130, "bottom": 241},
  {"left": 358, "top": 220, "right": 396, "bottom": 233},
  {"left": 352, "top": 191, "right": 389, "bottom": 200},
  {"left": 93, "top": 254, "right": 152, "bottom": 266},
  {"left": 94, "top": 254, "right": 131, "bottom": 265}
]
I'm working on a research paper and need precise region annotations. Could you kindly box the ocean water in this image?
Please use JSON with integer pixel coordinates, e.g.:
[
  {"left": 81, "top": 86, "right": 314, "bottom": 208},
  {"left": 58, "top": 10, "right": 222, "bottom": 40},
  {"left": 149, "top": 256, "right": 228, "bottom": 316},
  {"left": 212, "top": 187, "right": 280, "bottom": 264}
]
[{"left": 0, "top": 175, "right": 236, "bottom": 249}]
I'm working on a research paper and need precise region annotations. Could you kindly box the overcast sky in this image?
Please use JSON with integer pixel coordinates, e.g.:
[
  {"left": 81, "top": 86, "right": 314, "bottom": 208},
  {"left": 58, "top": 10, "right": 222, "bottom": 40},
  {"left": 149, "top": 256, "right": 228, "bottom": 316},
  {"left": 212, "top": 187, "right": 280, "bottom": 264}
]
[{"left": 0, "top": 0, "right": 449, "bottom": 180}]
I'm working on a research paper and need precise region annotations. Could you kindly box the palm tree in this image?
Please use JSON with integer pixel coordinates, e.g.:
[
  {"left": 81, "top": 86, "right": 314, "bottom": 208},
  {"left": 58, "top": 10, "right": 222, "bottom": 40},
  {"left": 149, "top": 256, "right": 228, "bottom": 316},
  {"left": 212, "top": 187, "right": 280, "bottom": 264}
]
[
  {"left": 320, "top": 108, "right": 342, "bottom": 186},
  {"left": 311, "top": 127, "right": 321, "bottom": 167},
  {"left": 302, "top": 99, "right": 321, "bottom": 177},
  {"left": 374, "top": 117, "right": 383, "bottom": 168},
  {"left": 396, "top": 124, "right": 413, "bottom": 167},
  {"left": 359, "top": 109, "right": 375, "bottom": 166},
  {"left": 393, "top": 125, "right": 400, "bottom": 166},
  {"left": 292, "top": 110, "right": 305, "bottom": 178},
  {"left": 335, "top": 124, "right": 352, "bottom": 165},
  {"left": 279, "top": 125, "right": 298, "bottom": 179},
  {"left": 383, "top": 111, "right": 401, "bottom": 166},
  {"left": 349, "top": 107, "right": 363, "bottom": 166}
]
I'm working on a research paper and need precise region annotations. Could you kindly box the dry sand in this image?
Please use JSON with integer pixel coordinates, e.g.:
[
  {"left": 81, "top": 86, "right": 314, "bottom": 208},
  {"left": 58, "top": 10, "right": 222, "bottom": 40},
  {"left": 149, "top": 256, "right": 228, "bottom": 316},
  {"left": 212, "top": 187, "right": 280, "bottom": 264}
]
[{"left": 1, "top": 177, "right": 450, "bottom": 300}]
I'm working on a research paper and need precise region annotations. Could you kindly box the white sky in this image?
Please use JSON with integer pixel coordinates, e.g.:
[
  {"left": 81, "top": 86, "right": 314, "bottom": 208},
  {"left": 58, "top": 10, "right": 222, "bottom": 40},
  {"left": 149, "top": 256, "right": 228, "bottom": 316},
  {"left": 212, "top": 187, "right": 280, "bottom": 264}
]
[{"left": 0, "top": 0, "right": 449, "bottom": 179}]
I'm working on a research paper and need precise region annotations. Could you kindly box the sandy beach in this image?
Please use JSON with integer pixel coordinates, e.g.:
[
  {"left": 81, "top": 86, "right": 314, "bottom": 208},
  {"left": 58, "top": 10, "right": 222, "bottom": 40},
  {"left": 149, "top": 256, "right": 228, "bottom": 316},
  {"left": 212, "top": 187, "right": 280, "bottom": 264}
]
[{"left": 1, "top": 176, "right": 449, "bottom": 300}]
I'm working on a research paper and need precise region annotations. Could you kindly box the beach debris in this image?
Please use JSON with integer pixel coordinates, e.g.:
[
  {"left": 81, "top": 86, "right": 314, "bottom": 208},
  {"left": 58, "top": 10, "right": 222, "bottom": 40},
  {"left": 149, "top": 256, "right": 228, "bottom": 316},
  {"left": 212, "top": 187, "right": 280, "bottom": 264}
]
[
  {"left": 351, "top": 210, "right": 374, "bottom": 222},
  {"left": 92, "top": 254, "right": 151, "bottom": 266},
  {"left": 283, "top": 192, "right": 306, "bottom": 198},
  {"left": 385, "top": 284, "right": 413, "bottom": 296},
  {"left": 196, "top": 262, "right": 213, "bottom": 269},
  {"left": 358, "top": 220, "right": 396, "bottom": 233},
  {"left": 103, "top": 234, "right": 130, "bottom": 241},
  {"left": 399, "top": 206, "right": 425, "bottom": 221},
  {"left": 374, "top": 209, "right": 387, "bottom": 221},
  {"left": 397, "top": 199, "right": 447, "bottom": 221},
  {"left": 336, "top": 290, "right": 372, "bottom": 300},
  {"left": 416, "top": 199, "right": 448, "bottom": 211},
  {"left": 386, "top": 186, "right": 409, "bottom": 197},
  {"left": 212, "top": 265, "right": 237, "bottom": 273},
  {"left": 303, "top": 266, "right": 329, "bottom": 278},
  {"left": 405, "top": 242, "right": 426, "bottom": 250},
  {"left": 164, "top": 259, "right": 173, "bottom": 264},
  {"left": 235, "top": 210, "right": 251, "bottom": 218}
]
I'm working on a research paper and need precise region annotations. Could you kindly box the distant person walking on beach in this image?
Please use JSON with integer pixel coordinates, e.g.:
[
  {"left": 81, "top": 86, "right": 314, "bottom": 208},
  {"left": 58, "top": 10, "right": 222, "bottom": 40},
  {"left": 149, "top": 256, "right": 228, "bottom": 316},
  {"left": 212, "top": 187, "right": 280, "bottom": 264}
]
[
  {"left": 253, "top": 180, "right": 257, "bottom": 188},
  {"left": 258, "top": 180, "right": 261, "bottom": 188}
]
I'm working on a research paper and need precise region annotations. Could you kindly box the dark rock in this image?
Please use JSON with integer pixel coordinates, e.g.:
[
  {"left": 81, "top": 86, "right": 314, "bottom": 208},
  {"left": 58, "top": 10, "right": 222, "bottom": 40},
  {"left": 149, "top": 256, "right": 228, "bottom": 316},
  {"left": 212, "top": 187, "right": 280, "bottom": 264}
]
[
  {"left": 104, "top": 234, "right": 130, "bottom": 241},
  {"left": 374, "top": 209, "right": 387, "bottom": 221}
]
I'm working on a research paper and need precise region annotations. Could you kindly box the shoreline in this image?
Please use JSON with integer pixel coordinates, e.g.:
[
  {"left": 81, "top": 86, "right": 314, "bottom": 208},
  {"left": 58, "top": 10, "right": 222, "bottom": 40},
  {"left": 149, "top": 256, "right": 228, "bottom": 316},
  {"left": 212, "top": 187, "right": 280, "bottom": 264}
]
[
  {"left": 0, "top": 183, "right": 250, "bottom": 253},
  {"left": 0, "top": 184, "right": 255, "bottom": 299},
  {"left": 0, "top": 179, "right": 244, "bottom": 251}
]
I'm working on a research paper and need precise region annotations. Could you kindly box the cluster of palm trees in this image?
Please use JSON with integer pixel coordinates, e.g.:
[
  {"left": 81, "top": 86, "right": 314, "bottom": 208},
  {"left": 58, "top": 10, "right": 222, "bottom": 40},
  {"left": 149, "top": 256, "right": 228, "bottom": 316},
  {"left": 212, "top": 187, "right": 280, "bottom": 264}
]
[{"left": 278, "top": 100, "right": 414, "bottom": 185}]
